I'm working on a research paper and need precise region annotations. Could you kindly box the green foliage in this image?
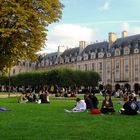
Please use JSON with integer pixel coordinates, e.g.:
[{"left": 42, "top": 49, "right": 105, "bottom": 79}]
[
  {"left": 0, "top": 68, "right": 100, "bottom": 87},
  {"left": 0, "top": 0, "right": 63, "bottom": 72},
  {"left": 0, "top": 75, "right": 8, "bottom": 85}
]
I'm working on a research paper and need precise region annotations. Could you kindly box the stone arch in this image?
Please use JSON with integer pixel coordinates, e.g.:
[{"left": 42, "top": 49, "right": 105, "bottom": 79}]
[
  {"left": 105, "top": 84, "right": 112, "bottom": 91},
  {"left": 124, "top": 83, "right": 131, "bottom": 91},
  {"left": 99, "top": 84, "right": 104, "bottom": 91},
  {"left": 115, "top": 84, "right": 120, "bottom": 91},
  {"left": 134, "top": 83, "right": 140, "bottom": 94}
]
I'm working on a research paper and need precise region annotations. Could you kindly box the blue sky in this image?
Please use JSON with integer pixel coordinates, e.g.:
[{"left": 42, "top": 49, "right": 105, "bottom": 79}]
[{"left": 41, "top": 0, "right": 140, "bottom": 53}]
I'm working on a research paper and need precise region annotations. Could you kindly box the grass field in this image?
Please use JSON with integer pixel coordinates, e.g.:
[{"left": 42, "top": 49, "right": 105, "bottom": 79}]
[{"left": 0, "top": 96, "right": 140, "bottom": 140}]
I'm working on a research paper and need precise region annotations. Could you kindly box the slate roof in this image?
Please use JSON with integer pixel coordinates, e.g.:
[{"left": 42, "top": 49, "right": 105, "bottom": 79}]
[
  {"left": 112, "top": 34, "right": 140, "bottom": 47},
  {"left": 82, "top": 41, "right": 109, "bottom": 54},
  {"left": 61, "top": 47, "right": 80, "bottom": 57},
  {"left": 40, "top": 34, "right": 140, "bottom": 62},
  {"left": 43, "top": 52, "right": 59, "bottom": 63}
]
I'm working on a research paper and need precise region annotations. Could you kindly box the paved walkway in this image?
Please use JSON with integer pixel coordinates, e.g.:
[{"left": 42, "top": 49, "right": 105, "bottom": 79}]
[{"left": 0, "top": 93, "right": 21, "bottom": 98}]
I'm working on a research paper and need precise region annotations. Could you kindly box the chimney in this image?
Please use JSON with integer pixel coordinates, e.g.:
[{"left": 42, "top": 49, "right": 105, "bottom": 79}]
[
  {"left": 108, "top": 32, "right": 117, "bottom": 46},
  {"left": 58, "top": 46, "right": 65, "bottom": 52},
  {"left": 58, "top": 46, "right": 60, "bottom": 53},
  {"left": 79, "top": 41, "right": 86, "bottom": 49},
  {"left": 122, "top": 31, "right": 128, "bottom": 38},
  {"left": 79, "top": 41, "right": 86, "bottom": 54}
]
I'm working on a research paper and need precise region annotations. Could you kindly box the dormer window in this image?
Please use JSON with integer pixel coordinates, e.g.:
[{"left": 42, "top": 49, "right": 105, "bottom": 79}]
[
  {"left": 98, "top": 52, "right": 104, "bottom": 58},
  {"left": 65, "top": 57, "right": 69, "bottom": 63},
  {"left": 83, "top": 53, "right": 88, "bottom": 60},
  {"left": 45, "top": 60, "right": 49, "bottom": 66},
  {"left": 135, "top": 42, "right": 139, "bottom": 48},
  {"left": 41, "top": 61, "right": 44, "bottom": 67},
  {"left": 49, "top": 61, "right": 52, "bottom": 66},
  {"left": 90, "top": 52, "right": 96, "bottom": 59},
  {"left": 75, "top": 52, "right": 78, "bottom": 57},
  {"left": 69, "top": 54, "right": 72, "bottom": 58},
  {"left": 124, "top": 47, "right": 130, "bottom": 55},
  {"left": 77, "top": 56, "right": 82, "bottom": 61},
  {"left": 71, "top": 57, "right": 75, "bottom": 62},
  {"left": 134, "top": 48, "right": 139, "bottom": 53},
  {"left": 60, "top": 58, "right": 64, "bottom": 64},
  {"left": 55, "top": 60, "right": 58, "bottom": 65},
  {"left": 107, "top": 53, "right": 111, "bottom": 57},
  {"left": 115, "top": 48, "right": 120, "bottom": 56}
]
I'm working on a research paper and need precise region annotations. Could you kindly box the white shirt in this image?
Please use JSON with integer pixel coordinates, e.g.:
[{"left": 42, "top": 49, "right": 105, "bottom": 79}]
[{"left": 76, "top": 100, "right": 86, "bottom": 110}]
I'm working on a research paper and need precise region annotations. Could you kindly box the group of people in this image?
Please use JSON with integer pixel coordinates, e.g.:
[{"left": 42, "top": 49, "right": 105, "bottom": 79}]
[
  {"left": 18, "top": 89, "right": 50, "bottom": 104},
  {"left": 65, "top": 91, "right": 140, "bottom": 115},
  {"left": 18, "top": 87, "right": 140, "bottom": 115},
  {"left": 55, "top": 90, "right": 77, "bottom": 98},
  {"left": 65, "top": 93, "right": 113, "bottom": 114}
]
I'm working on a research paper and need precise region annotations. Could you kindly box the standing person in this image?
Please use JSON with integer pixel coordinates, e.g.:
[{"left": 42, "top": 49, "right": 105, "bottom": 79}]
[
  {"left": 100, "top": 95, "right": 115, "bottom": 114},
  {"left": 64, "top": 98, "right": 86, "bottom": 112}
]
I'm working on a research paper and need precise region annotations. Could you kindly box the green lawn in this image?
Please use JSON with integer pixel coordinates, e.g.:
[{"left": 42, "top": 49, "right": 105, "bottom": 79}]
[{"left": 0, "top": 96, "right": 140, "bottom": 140}]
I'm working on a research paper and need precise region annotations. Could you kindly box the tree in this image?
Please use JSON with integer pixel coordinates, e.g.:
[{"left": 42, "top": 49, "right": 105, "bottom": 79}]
[
  {"left": 0, "top": 0, "right": 63, "bottom": 72},
  {"left": 0, "top": 68, "right": 100, "bottom": 88}
]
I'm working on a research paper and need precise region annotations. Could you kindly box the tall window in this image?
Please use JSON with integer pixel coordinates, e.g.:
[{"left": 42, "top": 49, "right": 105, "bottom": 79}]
[
  {"left": 13, "top": 69, "right": 15, "bottom": 75},
  {"left": 124, "top": 59, "right": 129, "bottom": 80},
  {"left": 115, "top": 60, "right": 120, "bottom": 81},
  {"left": 98, "top": 62, "right": 102, "bottom": 81},
  {"left": 85, "top": 64, "right": 88, "bottom": 71},
  {"left": 106, "top": 62, "right": 111, "bottom": 83},
  {"left": 23, "top": 62, "right": 25, "bottom": 66},
  {"left": 92, "top": 63, "right": 95, "bottom": 70},
  {"left": 99, "top": 62, "right": 102, "bottom": 70},
  {"left": 134, "top": 58, "right": 139, "bottom": 81},
  {"left": 78, "top": 65, "right": 81, "bottom": 70}
]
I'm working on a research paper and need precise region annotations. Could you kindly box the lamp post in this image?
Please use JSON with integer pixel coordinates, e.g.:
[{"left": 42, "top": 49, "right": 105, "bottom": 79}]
[{"left": 8, "top": 67, "right": 11, "bottom": 97}]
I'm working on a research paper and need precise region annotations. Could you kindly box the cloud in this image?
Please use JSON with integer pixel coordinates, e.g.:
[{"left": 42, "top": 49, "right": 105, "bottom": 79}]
[
  {"left": 39, "top": 22, "right": 140, "bottom": 54},
  {"left": 43, "top": 24, "right": 98, "bottom": 53},
  {"left": 120, "top": 22, "right": 140, "bottom": 36},
  {"left": 99, "top": 1, "right": 110, "bottom": 11}
]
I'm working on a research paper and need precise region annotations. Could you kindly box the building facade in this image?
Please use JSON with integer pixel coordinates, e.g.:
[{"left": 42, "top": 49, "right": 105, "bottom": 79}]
[{"left": 11, "top": 31, "right": 140, "bottom": 91}]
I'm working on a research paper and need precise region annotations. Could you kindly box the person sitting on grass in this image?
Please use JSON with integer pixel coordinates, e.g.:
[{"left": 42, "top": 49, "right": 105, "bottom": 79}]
[
  {"left": 119, "top": 96, "right": 139, "bottom": 115},
  {"left": 100, "top": 95, "right": 115, "bottom": 114},
  {"left": 84, "top": 94, "right": 94, "bottom": 110},
  {"left": 64, "top": 98, "right": 86, "bottom": 113},
  {"left": 89, "top": 93, "right": 99, "bottom": 109},
  {"left": 40, "top": 90, "right": 50, "bottom": 103},
  {"left": 18, "top": 91, "right": 28, "bottom": 103},
  {"left": 84, "top": 93, "right": 101, "bottom": 115}
]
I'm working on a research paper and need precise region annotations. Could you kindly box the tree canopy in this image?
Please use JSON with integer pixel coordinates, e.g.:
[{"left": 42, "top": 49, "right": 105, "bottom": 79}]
[{"left": 0, "top": 0, "right": 63, "bottom": 72}]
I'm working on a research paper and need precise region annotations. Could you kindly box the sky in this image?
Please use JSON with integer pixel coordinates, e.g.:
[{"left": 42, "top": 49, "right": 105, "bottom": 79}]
[{"left": 39, "top": 0, "right": 140, "bottom": 53}]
